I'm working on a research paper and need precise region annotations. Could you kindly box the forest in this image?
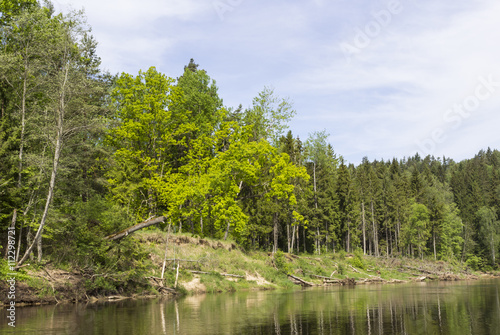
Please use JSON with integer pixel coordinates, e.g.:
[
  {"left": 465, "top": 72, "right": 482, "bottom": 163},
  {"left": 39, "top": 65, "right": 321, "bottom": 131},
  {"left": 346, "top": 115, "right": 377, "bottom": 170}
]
[{"left": 1, "top": 0, "right": 500, "bottom": 280}]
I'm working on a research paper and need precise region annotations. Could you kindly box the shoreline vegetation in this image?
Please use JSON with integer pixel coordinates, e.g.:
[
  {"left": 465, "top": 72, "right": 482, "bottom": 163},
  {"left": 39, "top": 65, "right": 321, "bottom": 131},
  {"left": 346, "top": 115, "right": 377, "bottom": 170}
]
[{"left": 1, "top": 230, "right": 498, "bottom": 307}]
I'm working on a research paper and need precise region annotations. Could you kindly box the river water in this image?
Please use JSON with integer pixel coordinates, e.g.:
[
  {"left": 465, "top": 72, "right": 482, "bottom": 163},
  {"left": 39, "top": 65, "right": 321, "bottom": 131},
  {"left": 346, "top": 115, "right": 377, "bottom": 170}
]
[{"left": 1, "top": 279, "right": 499, "bottom": 334}]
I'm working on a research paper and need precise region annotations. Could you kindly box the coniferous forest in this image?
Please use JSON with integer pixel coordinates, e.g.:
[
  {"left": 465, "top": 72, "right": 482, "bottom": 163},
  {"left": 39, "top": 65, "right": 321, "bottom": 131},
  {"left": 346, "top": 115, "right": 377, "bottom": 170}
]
[{"left": 1, "top": 1, "right": 500, "bottom": 280}]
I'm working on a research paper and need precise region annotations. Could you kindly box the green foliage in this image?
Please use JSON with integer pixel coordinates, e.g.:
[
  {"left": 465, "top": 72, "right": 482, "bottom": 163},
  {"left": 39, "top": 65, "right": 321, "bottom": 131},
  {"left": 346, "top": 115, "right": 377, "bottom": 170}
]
[
  {"left": 465, "top": 254, "right": 483, "bottom": 271},
  {"left": 401, "top": 202, "right": 430, "bottom": 258},
  {"left": 244, "top": 86, "right": 296, "bottom": 145},
  {"left": 84, "top": 276, "right": 117, "bottom": 294},
  {"left": 439, "top": 204, "right": 464, "bottom": 260},
  {"left": 175, "top": 60, "right": 224, "bottom": 136},
  {"left": 273, "top": 250, "right": 290, "bottom": 274},
  {"left": 107, "top": 66, "right": 190, "bottom": 219},
  {"left": 335, "top": 249, "right": 346, "bottom": 260},
  {"left": 0, "top": 0, "right": 38, "bottom": 25},
  {"left": 477, "top": 206, "right": 500, "bottom": 265},
  {"left": 0, "top": 259, "right": 29, "bottom": 281},
  {"left": 47, "top": 197, "right": 150, "bottom": 288},
  {"left": 349, "top": 251, "right": 365, "bottom": 270}
]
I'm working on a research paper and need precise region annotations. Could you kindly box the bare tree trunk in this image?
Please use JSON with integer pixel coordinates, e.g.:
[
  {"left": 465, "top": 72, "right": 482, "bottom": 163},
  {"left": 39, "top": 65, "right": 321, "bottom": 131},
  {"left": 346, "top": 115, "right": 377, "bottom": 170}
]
[
  {"left": 17, "top": 123, "right": 62, "bottom": 267},
  {"left": 303, "top": 225, "right": 306, "bottom": 253},
  {"left": 13, "top": 67, "right": 28, "bottom": 262},
  {"left": 362, "top": 202, "right": 366, "bottom": 255},
  {"left": 290, "top": 224, "right": 296, "bottom": 253},
  {"left": 273, "top": 212, "right": 278, "bottom": 253},
  {"left": 386, "top": 223, "right": 389, "bottom": 258},
  {"left": 325, "top": 221, "right": 329, "bottom": 253},
  {"left": 174, "top": 263, "right": 180, "bottom": 288},
  {"left": 287, "top": 220, "right": 290, "bottom": 253},
  {"left": 313, "top": 161, "right": 317, "bottom": 201},
  {"left": 396, "top": 209, "right": 401, "bottom": 253},
  {"left": 370, "top": 200, "right": 379, "bottom": 256},
  {"left": 17, "top": 61, "right": 69, "bottom": 267},
  {"left": 312, "top": 162, "right": 322, "bottom": 255},
  {"left": 347, "top": 220, "right": 351, "bottom": 253},
  {"left": 160, "top": 223, "right": 172, "bottom": 285},
  {"left": 26, "top": 227, "right": 33, "bottom": 261},
  {"left": 15, "top": 219, "right": 22, "bottom": 262},
  {"left": 433, "top": 230, "right": 437, "bottom": 261},
  {"left": 297, "top": 226, "right": 300, "bottom": 253},
  {"left": 316, "top": 227, "right": 321, "bottom": 255},
  {"left": 492, "top": 238, "right": 496, "bottom": 264},
  {"left": 105, "top": 216, "right": 167, "bottom": 241},
  {"left": 36, "top": 237, "right": 42, "bottom": 262},
  {"left": 224, "top": 220, "right": 230, "bottom": 240},
  {"left": 200, "top": 215, "right": 203, "bottom": 236},
  {"left": 17, "top": 70, "right": 27, "bottom": 189}
]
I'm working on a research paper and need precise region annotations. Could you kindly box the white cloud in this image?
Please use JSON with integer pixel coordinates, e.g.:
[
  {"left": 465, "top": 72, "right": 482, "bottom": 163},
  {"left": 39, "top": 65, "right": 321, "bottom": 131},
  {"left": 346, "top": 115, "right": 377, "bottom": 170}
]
[
  {"left": 274, "top": 0, "right": 500, "bottom": 162},
  {"left": 51, "top": 0, "right": 500, "bottom": 164}
]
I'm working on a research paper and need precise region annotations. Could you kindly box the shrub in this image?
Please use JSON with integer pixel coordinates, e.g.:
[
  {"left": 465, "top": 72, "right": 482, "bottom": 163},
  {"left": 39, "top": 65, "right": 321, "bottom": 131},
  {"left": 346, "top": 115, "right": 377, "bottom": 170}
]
[
  {"left": 466, "top": 255, "right": 483, "bottom": 271},
  {"left": 337, "top": 263, "right": 345, "bottom": 275},
  {"left": 349, "top": 251, "right": 365, "bottom": 270},
  {"left": 336, "top": 250, "right": 346, "bottom": 260},
  {"left": 273, "top": 250, "right": 290, "bottom": 275}
]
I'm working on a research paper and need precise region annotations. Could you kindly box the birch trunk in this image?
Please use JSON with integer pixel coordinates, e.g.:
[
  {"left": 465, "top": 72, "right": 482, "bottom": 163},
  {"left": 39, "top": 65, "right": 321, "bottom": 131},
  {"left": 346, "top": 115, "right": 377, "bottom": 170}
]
[
  {"left": 17, "top": 60, "right": 69, "bottom": 267},
  {"left": 17, "top": 113, "right": 63, "bottom": 266},
  {"left": 160, "top": 224, "right": 172, "bottom": 285},
  {"left": 17, "top": 69, "right": 27, "bottom": 188}
]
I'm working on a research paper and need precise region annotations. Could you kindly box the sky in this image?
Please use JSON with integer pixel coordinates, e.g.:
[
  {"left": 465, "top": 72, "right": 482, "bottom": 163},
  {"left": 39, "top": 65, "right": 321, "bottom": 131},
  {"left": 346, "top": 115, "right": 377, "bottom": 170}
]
[{"left": 53, "top": 0, "right": 500, "bottom": 165}]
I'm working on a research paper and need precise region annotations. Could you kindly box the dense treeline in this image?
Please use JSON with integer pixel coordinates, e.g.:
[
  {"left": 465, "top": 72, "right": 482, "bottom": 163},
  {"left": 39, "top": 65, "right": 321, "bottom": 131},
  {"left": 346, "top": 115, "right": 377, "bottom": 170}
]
[{"left": 1, "top": 1, "right": 499, "bottom": 276}]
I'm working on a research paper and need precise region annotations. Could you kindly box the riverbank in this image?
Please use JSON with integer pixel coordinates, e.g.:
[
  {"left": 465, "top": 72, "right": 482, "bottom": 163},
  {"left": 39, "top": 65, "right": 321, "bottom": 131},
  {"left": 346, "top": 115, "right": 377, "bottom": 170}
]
[{"left": 1, "top": 230, "right": 499, "bottom": 306}]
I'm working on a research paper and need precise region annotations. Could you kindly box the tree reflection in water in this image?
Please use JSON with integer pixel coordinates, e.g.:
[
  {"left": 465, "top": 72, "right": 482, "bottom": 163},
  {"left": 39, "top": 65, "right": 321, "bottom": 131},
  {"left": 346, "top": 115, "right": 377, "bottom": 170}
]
[{"left": 1, "top": 279, "right": 500, "bottom": 335}]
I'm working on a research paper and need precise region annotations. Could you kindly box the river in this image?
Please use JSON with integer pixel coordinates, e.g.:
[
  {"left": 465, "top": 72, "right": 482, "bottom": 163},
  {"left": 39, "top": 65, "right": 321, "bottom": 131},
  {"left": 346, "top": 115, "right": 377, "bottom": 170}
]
[{"left": 1, "top": 279, "right": 499, "bottom": 334}]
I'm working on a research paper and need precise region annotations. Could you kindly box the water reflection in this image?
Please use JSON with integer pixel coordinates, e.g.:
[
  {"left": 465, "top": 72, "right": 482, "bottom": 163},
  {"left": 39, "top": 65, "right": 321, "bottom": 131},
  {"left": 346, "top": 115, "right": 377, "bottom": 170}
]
[{"left": 1, "top": 279, "right": 499, "bottom": 334}]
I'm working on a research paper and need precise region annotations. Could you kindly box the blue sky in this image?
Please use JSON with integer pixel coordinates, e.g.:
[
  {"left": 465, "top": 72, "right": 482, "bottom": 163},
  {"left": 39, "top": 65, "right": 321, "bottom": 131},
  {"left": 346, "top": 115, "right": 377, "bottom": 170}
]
[{"left": 54, "top": 0, "right": 500, "bottom": 164}]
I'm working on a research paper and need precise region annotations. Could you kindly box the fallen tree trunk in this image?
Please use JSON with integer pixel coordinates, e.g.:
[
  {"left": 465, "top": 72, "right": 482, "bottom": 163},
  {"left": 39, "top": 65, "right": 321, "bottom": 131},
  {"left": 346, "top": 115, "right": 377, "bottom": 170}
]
[
  {"left": 107, "top": 295, "right": 130, "bottom": 301},
  {"left": 165, "top": 258, "right": 201, "bottom": 263},
  {"left": 188, "top": 270, "right": 245, "bottom": 278},
  {"left": 357, "top": 277, "right": 385, "bottom": 284},
  {"left": 104, "top": 216, "right": 166, "bottom": 241},
  {"left": 307, "top": 273, "right": 333, "bottom": 280},
  {"left": 147, "top": 277, "right": 178, "bottom": 294},
  {"left": 348, "top": 264, "right": 361, "bottom": 273},
  {"left": 404, "top": 265, "right": 439, "bottom": 275},
  {"left": 287, "top": 274, "right": 314, "bottom": 287},
  {"left": 324, "top": 277, "right": 357, "bottom": 286}
]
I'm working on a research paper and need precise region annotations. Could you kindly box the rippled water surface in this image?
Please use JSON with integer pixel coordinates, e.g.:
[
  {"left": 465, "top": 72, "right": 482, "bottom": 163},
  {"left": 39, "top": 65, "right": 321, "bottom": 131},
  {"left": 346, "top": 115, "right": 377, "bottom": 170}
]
[{"left": 1, "top": 279, "right": 500, "bottom": 334}]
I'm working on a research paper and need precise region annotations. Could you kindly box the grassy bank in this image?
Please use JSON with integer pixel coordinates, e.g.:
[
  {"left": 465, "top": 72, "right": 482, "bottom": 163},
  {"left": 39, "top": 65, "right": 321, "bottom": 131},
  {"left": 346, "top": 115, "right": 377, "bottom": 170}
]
[
  {"left": 140, "top": 230, "right": 488, "bottom": 294},
  {"left": 1, "top": 229, "right": 498, "bottom": 305}
]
